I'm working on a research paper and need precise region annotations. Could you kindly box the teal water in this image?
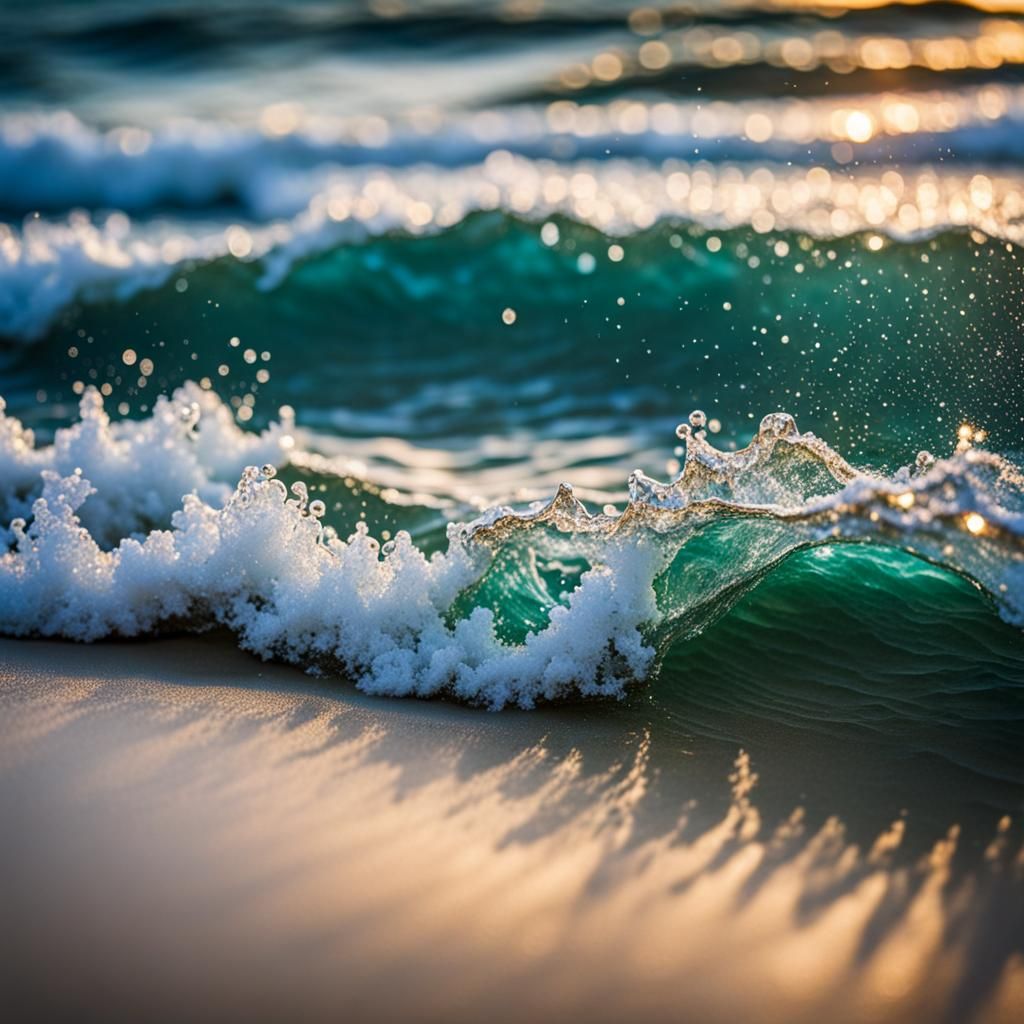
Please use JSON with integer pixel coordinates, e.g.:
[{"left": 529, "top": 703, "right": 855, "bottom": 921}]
[{"left": 6, "top": 220, "right": 1024, "bottom": 464}]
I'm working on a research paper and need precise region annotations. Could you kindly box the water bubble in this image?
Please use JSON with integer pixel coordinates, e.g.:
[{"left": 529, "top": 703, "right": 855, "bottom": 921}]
[
  {"left": 675, "top": 422, "right": 691, "bottom": 440},
  {"left": 261, "top": 464, "right": 277, "bottom": 478},
  {"left": 689, "top": 409, "right": 707, "bottom": 430},
  {"left": 308, "top": 499, "right": 326, "bottom": 518}
]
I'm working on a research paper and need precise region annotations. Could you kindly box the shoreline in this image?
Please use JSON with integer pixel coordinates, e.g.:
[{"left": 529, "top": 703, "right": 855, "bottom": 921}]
[{"left": 1, "top": 633, "right": 1022, "bottom": 1022}]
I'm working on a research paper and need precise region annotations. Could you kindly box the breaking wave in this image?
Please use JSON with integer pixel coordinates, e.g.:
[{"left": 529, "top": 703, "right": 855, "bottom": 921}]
[{"left": 1, "top": 387, "right": 1020, "bottom": 708}]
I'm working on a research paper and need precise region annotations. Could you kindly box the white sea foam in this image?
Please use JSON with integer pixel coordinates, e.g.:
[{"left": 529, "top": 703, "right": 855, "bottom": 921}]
[
  {"left": 0, "top": 384, "right": 296, "bottom": 545},
  {"left": 0, "top": 449, "right": 657, "bottom": 709},
  {"left": 0, "top": 389, "right": 1020, "bottom": 707}
]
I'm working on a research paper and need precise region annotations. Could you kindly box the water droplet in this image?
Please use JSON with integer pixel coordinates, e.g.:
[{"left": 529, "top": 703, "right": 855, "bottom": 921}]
[
  {"left": 261, "top": 464, "right": 277, "bottom": 478},
  {"left": 965, "top": 512, "right": 986, "bottom": 535},
  {"left": 308, "top": 499, "right": 326, "bottom": 518},
  {"left": 689, "top": 409, "right": 707, "bottom": 430},
  {"left": 758, "top": 412, "right": 798, "bottom": 438}
]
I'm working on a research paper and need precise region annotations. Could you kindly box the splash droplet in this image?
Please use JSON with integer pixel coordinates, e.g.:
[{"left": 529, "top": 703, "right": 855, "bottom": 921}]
[
  {"left": 965, "top": 512, "right": 986, "bottom": 535},
  {"left": 758, "top": 412, "right": 798, "bottom": 438}
]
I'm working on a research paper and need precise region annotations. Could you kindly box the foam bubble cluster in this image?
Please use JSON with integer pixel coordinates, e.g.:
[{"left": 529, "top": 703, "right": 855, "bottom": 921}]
[{"left": 0, "top": 384, "right": 295, "bottom": 545}]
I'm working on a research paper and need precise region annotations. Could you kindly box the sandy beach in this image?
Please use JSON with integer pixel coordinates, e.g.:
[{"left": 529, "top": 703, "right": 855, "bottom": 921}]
[{"left": 1, "top": 634, "right": 1021, "bottom": 1023}]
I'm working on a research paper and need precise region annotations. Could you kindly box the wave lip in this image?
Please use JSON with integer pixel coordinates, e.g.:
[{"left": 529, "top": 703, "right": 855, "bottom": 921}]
[{"left": 1, "top": 388, "right": 1021, "bottom": 708}]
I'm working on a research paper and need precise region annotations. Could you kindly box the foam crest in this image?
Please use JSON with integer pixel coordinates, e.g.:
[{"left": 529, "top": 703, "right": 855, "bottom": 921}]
[{"left": 1, "top": 390, "right": 1021, "bottom": 707}]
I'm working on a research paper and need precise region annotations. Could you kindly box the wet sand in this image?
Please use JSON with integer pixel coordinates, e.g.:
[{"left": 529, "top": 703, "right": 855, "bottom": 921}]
[{"left": 1, "top": 634, "right": 1022, "bottom": 1023}]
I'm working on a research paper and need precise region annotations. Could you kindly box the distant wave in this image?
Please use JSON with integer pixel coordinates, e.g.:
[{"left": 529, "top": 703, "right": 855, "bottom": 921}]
[
  {"left": 1, "top": 386, "right": 1020, "bottom": 707},
  {"left": 4, "top": 86, "right": 1024, "bottom": 217},
  {"left": 4, "top": 153, "right": 1024, "bottom": 339}
]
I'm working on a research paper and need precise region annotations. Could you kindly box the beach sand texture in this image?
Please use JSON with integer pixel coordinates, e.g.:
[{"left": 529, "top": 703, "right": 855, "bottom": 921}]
[{"left": 1, "top": 635, "right": 1022, "bottom": 1023}]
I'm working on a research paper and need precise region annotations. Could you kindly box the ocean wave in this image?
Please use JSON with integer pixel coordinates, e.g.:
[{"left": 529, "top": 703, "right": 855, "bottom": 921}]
[
  {"left": 5, "top": 154, "right": 1024, "bottom": 340},
  {"left": 1, "top": 387, "right": 1020, "bottom": 707},
  {"left": 3, "top": 89, "right": 1024, "bottom": 216}
]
